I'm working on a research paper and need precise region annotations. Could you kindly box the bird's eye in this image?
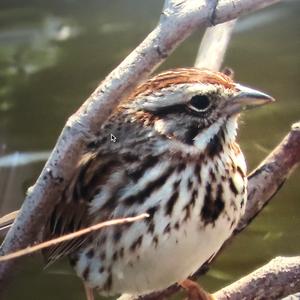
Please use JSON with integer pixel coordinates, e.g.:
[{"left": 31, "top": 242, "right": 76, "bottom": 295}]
[{"left": 188, "top": 95, "right": 211, "bottom": 112}]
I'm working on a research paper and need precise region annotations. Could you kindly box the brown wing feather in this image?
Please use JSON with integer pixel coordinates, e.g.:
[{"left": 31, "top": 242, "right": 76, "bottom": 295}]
[{"left": 42, "top": 151, "right": 120, "bottom": 265}]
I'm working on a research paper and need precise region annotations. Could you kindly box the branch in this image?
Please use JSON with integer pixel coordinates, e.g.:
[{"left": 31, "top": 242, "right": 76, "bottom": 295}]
[
  {"left": 214, "top": 256, "right": 300, "bottom": 300},
  {"left": 194, "top": 20, "right": 237, "bottom": 71},
  {"left": 0, "top": 0, "right": 282, "bottom": 291}
]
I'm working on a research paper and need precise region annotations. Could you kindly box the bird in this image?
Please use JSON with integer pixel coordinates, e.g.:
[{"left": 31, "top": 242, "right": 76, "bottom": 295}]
[{"left": 2, "top": 68, "right": 275, "bottom": 300}]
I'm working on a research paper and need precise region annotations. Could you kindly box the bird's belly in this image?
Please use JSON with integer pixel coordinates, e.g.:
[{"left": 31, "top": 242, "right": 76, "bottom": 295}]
[
  {"left": 76, "top": 188, "right": 245, "bottom": 296},
  {"left": 110, "top": 202, "right": 241, "bottom": 295},
  {"left": 75, "top": 153, "right": 247, "bottom": 296}
]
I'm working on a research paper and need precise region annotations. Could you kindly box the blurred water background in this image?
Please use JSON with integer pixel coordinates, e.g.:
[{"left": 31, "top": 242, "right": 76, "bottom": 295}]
[{"left": 0, "top": 0, "right": 299, "bottom": 299}]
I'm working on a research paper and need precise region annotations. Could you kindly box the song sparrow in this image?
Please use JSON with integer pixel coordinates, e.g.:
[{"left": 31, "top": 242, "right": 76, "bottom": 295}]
[{"left": 43, "top": 68, "right": 274, "bottom": 299}]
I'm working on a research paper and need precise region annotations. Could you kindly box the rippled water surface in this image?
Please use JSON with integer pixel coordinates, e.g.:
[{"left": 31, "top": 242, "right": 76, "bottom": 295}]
[{"left": 0, "top": 1, "right": 299, "bottom": 299}]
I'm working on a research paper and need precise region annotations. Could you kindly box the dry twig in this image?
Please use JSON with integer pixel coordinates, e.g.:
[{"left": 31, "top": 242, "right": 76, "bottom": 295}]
[{"left": 0, "top": 214, "right": 148, "bottom": 262}]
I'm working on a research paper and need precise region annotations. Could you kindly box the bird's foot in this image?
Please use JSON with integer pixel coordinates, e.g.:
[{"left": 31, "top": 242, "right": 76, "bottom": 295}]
[
  {"left": 83, "top": 282, "right": 94, "bottom": 300},
  {"left": 179, "top": 279, "right": 216, "bottom": 300}
]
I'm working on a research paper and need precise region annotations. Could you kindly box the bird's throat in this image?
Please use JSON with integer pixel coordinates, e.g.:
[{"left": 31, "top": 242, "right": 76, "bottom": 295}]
[{"left": 193, "top": 117, "right": 238, "bottom": 152}]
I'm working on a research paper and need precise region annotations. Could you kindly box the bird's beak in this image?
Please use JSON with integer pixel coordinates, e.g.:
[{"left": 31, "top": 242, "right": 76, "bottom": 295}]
[{"left": 226, "top": 84, "right": 275, "bottom": 115}]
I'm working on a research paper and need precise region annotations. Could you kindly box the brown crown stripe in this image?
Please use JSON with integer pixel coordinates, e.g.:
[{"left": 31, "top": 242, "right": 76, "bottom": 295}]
[{"left": 130, "top": 68, "right": 235, "bottom": 98}]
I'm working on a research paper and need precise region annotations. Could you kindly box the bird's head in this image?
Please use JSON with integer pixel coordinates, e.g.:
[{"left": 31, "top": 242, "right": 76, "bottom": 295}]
[{"left": 122, "top": 68, "right": 274, "bottom": 149}]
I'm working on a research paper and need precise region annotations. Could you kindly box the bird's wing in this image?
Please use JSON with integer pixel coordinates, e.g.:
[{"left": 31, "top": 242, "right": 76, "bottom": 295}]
[{"left": 42, "top": 150, "right": 122, "bottom": 266}]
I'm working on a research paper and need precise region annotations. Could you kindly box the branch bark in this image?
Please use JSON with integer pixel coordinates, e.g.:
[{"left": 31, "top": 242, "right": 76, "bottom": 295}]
[
  {"left": 194, "top": 20, "right": 237, "bottom": 71},
  {"left": 215, "top": 256, "right": 300, "bottom": 300},
  {"left": 0, "top": 0, "right": 283, "bottom": 293}
]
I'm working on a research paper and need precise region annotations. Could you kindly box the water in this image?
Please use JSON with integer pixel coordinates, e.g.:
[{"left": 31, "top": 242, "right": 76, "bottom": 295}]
[{"left": 0, "top": 1, "right": 299, "bottom": 299}]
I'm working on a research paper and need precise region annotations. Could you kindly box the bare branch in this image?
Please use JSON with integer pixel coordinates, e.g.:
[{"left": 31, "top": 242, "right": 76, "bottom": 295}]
[
  {"left": 214, "top": 256, "right": 300, "bottom": 300},
  {"left": 195, "top": 20, "right": 237, "bottom": 71}
]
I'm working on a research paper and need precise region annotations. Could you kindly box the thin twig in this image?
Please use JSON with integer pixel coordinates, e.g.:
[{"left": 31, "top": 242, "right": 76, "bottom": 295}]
[{"left": 0, "top": 214, "right": 148, "bottom": 262}]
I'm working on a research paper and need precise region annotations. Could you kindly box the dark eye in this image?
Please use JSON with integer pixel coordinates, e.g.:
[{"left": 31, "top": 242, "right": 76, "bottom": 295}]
[{"left": 188, "top": 95, "right": 211, "bottom": 112}]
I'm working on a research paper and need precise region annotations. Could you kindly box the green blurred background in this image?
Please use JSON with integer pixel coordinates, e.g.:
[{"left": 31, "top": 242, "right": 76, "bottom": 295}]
[{"left": 0, "top": 0, "right": 299, "bottom": 299}]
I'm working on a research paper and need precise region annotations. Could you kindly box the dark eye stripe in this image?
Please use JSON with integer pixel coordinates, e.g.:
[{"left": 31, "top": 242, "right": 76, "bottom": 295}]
[
  {"left": 148, "top": 104, "right": 186, "bottom": 116},
  {"left": 146, "top": 103, "right": 211, "bottom": 117},
  {"left": 143, "top": 94, "right": 213, "bottom": 116}
]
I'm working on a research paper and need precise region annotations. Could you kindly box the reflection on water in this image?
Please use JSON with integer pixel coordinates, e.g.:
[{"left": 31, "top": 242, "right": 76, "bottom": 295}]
[
  {"left": 0, "top": 15, "right": 78, "bottom": 75},
  {"left": 0, "top": 151, "right": 50, "bottom": 167},
  {"left": 0, "top": 1, "right": 299, "bottom": 299}
]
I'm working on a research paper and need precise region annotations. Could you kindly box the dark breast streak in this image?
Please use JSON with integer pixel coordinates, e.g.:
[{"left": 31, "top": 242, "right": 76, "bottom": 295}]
[{"left": 75, "top": 143, "right": 246, "bottom": 294}]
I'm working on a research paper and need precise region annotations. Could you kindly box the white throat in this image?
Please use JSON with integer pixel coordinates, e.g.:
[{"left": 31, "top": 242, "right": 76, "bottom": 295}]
[{"left": 194, "top": 116, "right": 238, "bottom": 151}]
